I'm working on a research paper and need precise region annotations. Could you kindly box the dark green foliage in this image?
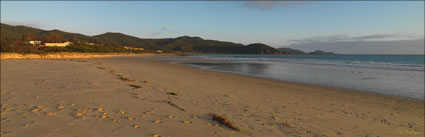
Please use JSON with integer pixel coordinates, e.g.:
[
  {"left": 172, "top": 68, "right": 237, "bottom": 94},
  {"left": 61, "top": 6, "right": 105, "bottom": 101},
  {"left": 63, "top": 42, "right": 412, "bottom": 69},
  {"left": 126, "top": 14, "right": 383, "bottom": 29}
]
[
  {"left": 63, "top": 45, "right": 125, "bottom": 53},
  {"left": 0, "top": 39, "right": 41, "bottom": 54},
  {"left": 0, "top": 23, "right": 97, "bottom": 43}
]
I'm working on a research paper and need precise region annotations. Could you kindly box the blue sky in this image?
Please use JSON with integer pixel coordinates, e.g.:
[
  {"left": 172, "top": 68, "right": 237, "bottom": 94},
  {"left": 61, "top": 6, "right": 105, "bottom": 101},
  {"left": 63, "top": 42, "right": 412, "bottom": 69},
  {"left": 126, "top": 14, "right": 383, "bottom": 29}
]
[{"left": 1, "top": 1, "right": 424, "bottom": 53}]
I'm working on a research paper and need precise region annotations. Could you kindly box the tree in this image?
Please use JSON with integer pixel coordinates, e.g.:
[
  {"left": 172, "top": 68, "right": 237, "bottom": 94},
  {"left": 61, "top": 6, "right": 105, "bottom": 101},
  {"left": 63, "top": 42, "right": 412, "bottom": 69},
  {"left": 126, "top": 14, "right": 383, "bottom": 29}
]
[
  {"left": 42, "top": 32, "right": 63, "bottom": 43},
  {"left": 21, "top": 32, "right": 35, "bottom": 41}
]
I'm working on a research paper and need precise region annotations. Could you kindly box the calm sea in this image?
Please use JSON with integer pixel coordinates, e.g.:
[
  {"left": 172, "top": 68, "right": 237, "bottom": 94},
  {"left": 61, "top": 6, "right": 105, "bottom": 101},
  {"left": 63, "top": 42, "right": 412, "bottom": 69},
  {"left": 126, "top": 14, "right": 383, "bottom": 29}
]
[{"left": 172, "top": 54, "right": 425, "bottom": 99}]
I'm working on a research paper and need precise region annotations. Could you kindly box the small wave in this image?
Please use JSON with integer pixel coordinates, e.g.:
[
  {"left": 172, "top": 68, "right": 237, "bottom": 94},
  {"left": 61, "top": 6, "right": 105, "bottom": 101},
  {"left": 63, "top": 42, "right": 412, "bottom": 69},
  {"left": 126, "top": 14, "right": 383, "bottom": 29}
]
[{"left": 192, "top": 54, "right": 425, "bottom": 71}]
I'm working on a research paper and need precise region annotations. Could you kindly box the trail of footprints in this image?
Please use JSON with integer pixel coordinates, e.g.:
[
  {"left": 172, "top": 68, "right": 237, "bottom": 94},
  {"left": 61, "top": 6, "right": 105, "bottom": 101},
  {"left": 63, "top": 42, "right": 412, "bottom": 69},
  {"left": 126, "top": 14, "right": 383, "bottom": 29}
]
[
  {"left": 88, "top": 60, "right": 186, "bottom": 112},
  {"left": 81, "top": 60, "right": 198, "bottom": 136},
  {"left": 1, "top": 59, "right": 338, "bottom": 137},
  {"left": 1, "top": 102, "right": 196, "bottom": 137},
  {"left": 73, "top": 59, "right": 333, "bottom": 136}
]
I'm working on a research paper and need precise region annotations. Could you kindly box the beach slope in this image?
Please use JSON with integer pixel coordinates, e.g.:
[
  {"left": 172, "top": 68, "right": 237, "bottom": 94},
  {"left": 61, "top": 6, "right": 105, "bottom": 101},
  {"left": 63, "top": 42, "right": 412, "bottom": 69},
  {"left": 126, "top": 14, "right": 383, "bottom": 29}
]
[{"left": 1, "top": 56, "right": 423, "bottom": 137}]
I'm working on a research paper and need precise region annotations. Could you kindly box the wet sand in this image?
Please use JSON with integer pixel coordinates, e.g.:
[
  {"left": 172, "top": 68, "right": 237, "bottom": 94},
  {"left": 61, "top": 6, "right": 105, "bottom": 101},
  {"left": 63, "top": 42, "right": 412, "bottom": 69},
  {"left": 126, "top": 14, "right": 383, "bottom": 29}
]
[{"left": 1, "top": 56, "right": 424, "bottom": 137}]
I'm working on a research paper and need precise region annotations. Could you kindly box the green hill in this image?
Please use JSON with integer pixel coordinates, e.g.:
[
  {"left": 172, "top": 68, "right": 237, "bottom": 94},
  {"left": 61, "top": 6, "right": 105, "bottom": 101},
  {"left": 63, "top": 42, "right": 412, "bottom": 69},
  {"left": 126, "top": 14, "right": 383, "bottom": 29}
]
[
  {"left": 277, "top": 47, "right": 306, "bottom": 54},
  {"left": 1, "top": 23, "right": 281, "bottom": 54},
  {"left": 1, "top": 23, "right": 97, "bottom": 43}
]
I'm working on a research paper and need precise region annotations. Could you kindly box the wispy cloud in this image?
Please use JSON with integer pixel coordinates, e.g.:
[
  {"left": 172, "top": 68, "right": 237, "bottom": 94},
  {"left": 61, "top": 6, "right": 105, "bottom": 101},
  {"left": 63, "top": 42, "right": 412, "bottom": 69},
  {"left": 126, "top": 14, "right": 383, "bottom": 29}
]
[
  {"left": 352, "top": 34, "right": 420, "bottom": 41},
  {"left": 150, "top": 27, "right": 179, "bottom": 37},
  {"left": 243, "top": 1, "right": 313, "bottom": 11},
  {"left": 151, "top": 27, "right": 167, "bottom": 36},
  {"left": 286, "top": 34, "right": 424, "bottom": 54},
  {"left": 289, "top": 34, "right": 423, "bottom": 44}
]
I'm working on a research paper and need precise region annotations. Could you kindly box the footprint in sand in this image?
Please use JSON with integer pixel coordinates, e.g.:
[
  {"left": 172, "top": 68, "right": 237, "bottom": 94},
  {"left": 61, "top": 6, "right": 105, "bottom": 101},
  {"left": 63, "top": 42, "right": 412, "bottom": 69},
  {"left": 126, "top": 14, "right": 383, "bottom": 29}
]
[
  {"left": 183, "top": 120, "right": 192, "bottom": 124},
  {"left": 93, "top": 62, "right": 103, "bottom": 65},
  {"left": 46, "top": 112, "right": 57, "bottom": 116},
  {"left": 57, "top": 105, "right": 65, "bottom": 109},
  {"left": 153, "top": 120, "right": 161, "bottom": 124},
  {"left": 122, "top": 116, "right": 135, "bottom": 120},
  {"left": 96, "top": 113, "right": 109, "bottom": 119},
  {"left": 131, "top": 92, "right": 139, "bottom": 99},
  {"left": 166, "top": 92, "right": 178, "bottom": 96},
  {"left": 145, "top": 111, "right": 154, "bottom": 115},
  {"left": 30, "top": 106, "right": 43, "bottom": 113},
  {"left": 129, "top": 85, "right": 141, "bottom": 89},
  {"left": 118, "top": 109, "right": 127, "bottom": 114},
  {"left": 119, "top": 76, "right": 135, "bottom": 82},
  {"left": 109, "top": 70, "right": 116, "bottom": 74}
]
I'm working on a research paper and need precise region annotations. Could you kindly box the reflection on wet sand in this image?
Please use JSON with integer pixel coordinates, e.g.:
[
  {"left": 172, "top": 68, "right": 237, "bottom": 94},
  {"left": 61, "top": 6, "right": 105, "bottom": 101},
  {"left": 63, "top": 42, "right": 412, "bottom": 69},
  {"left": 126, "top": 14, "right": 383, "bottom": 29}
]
[{"left": 188, "top": 62, "right": 269, "bottom": 75}]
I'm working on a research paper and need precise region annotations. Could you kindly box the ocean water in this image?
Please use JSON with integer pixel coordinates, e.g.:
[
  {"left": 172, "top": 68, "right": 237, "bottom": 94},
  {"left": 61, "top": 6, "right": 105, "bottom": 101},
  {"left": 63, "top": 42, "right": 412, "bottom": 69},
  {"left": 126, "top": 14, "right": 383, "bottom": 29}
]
[{"left": 171, "top": 54, "right": 425, "bottom": 99}]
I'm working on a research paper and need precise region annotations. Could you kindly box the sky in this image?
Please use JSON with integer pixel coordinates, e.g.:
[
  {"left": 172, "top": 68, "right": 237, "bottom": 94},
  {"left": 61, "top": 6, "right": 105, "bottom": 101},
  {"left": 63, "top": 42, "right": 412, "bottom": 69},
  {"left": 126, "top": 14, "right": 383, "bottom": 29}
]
[{"left": 1, "top": 1, "right": 424, "bottom": 54}]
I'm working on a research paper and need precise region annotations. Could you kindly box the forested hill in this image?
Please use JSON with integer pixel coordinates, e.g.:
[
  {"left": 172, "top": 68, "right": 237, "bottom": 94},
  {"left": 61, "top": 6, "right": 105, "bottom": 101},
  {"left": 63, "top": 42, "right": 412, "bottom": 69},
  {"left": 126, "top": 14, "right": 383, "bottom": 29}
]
[{"left": 1, "top": 23, "right": 281, "bottom": 54}]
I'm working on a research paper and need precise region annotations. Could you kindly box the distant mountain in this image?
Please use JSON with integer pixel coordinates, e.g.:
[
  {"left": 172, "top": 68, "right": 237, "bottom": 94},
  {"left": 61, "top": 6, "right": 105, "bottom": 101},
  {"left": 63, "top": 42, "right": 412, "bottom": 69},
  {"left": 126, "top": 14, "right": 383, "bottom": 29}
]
[
  {"left": 277, "top": 47, "right": 306, "bottom": 54},
  {"left": 0, "top": 23, "right": 97, "bottom": 43},
  {"left": 93, "top": 32, "right": 157, "bottom": 49},
  {"left": 277, "top": 47, "right": 336, "bottom": 54},
  {"left": 242, "top": 43, "right": 281, "bottom": 54},
  {"left": 308, "top": 50, "right": 335, "bottom": 54},
  {"left": 1, "top": 23, "right": 281, "bottom": 54}
]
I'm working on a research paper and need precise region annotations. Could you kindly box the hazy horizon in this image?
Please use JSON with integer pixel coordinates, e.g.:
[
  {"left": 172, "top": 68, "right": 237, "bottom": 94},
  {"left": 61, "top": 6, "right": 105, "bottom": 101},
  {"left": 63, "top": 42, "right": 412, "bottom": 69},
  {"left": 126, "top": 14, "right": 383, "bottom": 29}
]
[{"left": 1, "top": 1, "right": 424, "bottom": 54}]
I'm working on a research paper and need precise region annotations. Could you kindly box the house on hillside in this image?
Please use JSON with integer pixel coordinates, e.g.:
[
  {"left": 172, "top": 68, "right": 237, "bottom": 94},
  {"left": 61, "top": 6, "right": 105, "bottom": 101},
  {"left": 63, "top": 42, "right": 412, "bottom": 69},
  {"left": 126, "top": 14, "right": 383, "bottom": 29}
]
[
  {"left": 25, "top": 41, "right": 42, "bottom": 46},
  {"left": 85, "top": 42, "right": 95, "bottom": 46},
  {"left": 124, "top": 46, "right": 144, "bottom": 50},
  {"left": 44, "top": 41, "right": 72, "bottom": 47}
]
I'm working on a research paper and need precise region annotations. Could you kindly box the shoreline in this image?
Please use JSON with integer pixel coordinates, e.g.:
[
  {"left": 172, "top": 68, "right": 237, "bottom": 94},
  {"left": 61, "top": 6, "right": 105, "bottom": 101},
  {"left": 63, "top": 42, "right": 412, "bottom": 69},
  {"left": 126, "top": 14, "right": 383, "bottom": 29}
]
[
  {"left": 1, "top": 56, "right": 423, "bottom": 137},
  {"left": 183, "top": 62, "right": 424, "bottom": 101},
  {"left": 168, "top": 55, "right": 425, "bottom": 100},
  {"left": 166, "top": 57, "right": 424, "bottom": 102}
]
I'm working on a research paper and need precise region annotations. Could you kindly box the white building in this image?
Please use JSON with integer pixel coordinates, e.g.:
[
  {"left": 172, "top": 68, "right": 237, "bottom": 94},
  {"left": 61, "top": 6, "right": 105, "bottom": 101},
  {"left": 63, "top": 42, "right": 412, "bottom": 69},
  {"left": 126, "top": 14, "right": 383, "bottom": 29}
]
[
  {"left": 44, "top": 42, "right": 72, "bottom": 47},
  {"left": 124, "top": 46, "right": 144, "bottom": 50},
  {"left": 25, "top": 41, "right": 42, "bottom": 46},
  {"left": 85, "top": 42, "right": 95, "bottom": 46}
]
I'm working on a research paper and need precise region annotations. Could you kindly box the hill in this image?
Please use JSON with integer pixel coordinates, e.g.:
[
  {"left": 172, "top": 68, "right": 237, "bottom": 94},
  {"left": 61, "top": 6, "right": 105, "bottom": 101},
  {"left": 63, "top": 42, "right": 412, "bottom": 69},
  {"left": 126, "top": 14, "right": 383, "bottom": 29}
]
[
  {"left": 277, "top": 47, "right": 337, "bottom": 54},
  {"left": 0, "top": 23, "right": 97, "bottom": 43},
  {"left": 308, "top": 50, "right": 335, "bottom": 54},
  {"left": 1, "top": 23, "right": 281, "bottom": 54},
  {"left": 277, "top": 47, "right": 306, "bottom": 54}
]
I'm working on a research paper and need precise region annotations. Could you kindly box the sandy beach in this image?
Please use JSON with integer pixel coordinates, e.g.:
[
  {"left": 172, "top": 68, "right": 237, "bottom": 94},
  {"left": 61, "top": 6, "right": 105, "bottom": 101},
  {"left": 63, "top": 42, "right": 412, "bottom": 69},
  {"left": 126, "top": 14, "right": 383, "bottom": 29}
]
[{"left": 1, "top": 55, "right": 423, "bottom": 137}]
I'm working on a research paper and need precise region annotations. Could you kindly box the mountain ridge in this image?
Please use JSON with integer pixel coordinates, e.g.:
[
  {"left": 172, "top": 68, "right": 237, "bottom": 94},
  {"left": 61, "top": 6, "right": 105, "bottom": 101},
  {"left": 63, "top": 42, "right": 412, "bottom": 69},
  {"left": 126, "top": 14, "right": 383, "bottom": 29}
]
[{"left": 1, "top": 23, "right": 280, "bottom": 54}]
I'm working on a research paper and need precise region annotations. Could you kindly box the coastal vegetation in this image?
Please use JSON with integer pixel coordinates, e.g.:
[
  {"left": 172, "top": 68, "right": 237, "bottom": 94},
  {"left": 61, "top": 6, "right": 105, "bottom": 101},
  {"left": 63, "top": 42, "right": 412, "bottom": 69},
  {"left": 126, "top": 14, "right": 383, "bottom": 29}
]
[
  {"left": 1, "top": 23, "right": 335, "bottom": 55},
  {"left": 1, "top": 23, "right": 281, "bottom": 54}
]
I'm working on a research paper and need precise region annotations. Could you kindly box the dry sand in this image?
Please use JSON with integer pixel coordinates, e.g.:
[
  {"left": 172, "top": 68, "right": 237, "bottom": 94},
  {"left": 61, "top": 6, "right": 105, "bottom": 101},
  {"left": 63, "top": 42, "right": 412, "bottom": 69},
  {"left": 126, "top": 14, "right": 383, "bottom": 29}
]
[
  {"left": 1, "top": 56, "right": 423, "bottom": 137},
  {"left": 0, "top": 52, "right": 153, "bottom": 59}
]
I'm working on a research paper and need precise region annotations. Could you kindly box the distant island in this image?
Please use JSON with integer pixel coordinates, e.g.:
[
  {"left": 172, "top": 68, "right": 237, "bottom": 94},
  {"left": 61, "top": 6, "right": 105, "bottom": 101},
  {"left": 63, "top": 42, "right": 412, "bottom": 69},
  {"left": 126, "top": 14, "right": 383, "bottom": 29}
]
[
  {"left": 0, "top": 23, "right": 333, "bottom": 55},
  {"left": 308, "top": 50, "right": 335, "bottom": 54},
  {"left": 277, "top": 48, "right": 335, "bottom": 54}
]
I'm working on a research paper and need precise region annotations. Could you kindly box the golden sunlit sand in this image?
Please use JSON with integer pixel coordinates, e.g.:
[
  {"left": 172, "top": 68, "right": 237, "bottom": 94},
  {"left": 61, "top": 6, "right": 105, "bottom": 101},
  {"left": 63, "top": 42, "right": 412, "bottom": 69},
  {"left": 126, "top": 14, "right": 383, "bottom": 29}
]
[{"left": 1, "top": 56, "right": 424, "bottom": 137}]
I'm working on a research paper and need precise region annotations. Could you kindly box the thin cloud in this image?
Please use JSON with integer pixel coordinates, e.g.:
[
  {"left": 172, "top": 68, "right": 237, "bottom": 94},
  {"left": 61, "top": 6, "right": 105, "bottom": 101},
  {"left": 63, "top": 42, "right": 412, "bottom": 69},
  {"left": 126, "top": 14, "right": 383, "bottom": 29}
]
[
  {"left": 352, "top": 34, "right": 420, "bottom": 41},
  {"left": 243, "top": 1, "right": 313, "bottom": 11},
  {"left": 285, "top": 34, "right": 425, "bottom": 54},
  {"left": 150, "top": 27, "right": 180, "bottom": 37},
  {"left": 289, "top": 34, "right": 422, "bottom": 44},
  {"left": 151, "top": 27, "right": 167, "bottom": 36}
]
